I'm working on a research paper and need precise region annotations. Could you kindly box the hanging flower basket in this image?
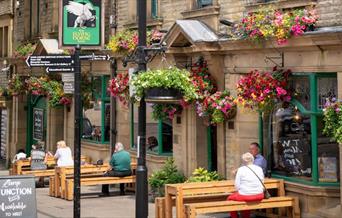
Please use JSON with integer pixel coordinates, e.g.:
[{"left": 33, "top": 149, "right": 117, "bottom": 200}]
[
  {"left": 145, "top": 88, "right": 183, "bottom": 104},
  {"left": 131, "top": 67, "right": 198, "bottom": 104}
]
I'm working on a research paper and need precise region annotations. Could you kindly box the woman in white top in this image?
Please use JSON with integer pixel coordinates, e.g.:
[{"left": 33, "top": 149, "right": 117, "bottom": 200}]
[
  {"left": 228, "top": 152, "right": 265, "bottom": 218},
  {"left": 54, "top": 141, "right": 74, "bottom": 167}
]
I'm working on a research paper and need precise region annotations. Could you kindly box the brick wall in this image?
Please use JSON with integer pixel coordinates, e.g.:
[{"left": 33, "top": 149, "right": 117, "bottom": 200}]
[{"left": 0, "top": 0, "right": 12, "bottom": 16}]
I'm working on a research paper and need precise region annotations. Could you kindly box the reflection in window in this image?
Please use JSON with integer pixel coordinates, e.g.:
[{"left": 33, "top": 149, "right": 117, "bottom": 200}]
[
  {"left": 197, "top": 0, "right": 212, "bottom": 8},
  {"left": 272, "top": 103, "right": 312, "bottom": 180},
  {"left": 317, "top": 116, "right": 340, "bottom": 182},
  {"left": 318, "top": 77, "right": 337, "bottom": 109},
  {"left": 132, "top": 104, "right": 173, "bottom": 154},
  {"left": 82, "top": 76, "right": 110, "bottom": 143},
  {"left": 288, "top": 77, "right": 310, "bottom": 110}
]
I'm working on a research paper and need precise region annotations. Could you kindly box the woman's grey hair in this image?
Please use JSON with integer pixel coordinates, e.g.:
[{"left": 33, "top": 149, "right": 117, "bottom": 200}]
[
  {"left": 115, "top": 142, "right": 124, "bottom": 151},
  {"left": 242, "top": 152, "right": 254, "bottom": 165}
]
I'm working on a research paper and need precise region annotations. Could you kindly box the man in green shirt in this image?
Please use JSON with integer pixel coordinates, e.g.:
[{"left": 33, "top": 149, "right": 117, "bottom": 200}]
[{"left": 102, "top": 142, "right": 131, "bottom": 195}]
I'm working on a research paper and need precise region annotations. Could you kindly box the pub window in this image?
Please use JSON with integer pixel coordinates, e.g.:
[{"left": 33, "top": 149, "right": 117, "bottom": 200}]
[
  {"left": 128, "top": 0, "right": 159, "bottom": 22},
  {"left": 82, "top": 75, "right": 110, "bottom": 144},
  {"left": 197, "top": 0, "right": 213, "bottom": 8},
  {"left": 270, "top": 73, "right": 339, "bottom": 185},
  {"left": 131, "top": 104, "right": 173, "bottom": 155}
]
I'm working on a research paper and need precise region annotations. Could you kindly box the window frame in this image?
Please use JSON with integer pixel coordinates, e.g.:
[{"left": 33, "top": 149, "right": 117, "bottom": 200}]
[
  {"left": 270, "top": 73, "right": 339, "bottom": 187},
  {"left": 82, "top": 75, "right": 110, "bottom": 145},
  {"left": 130, "top": 103, "right": 173, "bottom": 156}
]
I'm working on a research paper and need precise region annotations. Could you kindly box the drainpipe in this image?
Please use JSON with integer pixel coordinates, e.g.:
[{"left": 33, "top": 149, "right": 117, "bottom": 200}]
[
  {"left": 30, "top": 0, "right": 32, "bottom": 38},
  {"left": 110, "top": 60, "right": 117, "bottom": 156}
]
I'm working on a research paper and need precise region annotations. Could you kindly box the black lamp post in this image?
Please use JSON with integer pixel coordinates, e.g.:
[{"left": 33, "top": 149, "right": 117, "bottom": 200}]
[
  {"left": 122, "top": 1, "right": 166, "bottom": 217},
  {"left": 136, "top": 0, "right": 148, "bottom": 218}
]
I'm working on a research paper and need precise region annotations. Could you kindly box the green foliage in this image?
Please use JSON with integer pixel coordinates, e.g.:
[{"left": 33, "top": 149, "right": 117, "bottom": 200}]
[
  {"left": 13, "top": 42, "right": 36, "bottom": 58},
  {"left": 148, "top": 158, "right": 185, "bottom": 196},
  {"left": 131, "top": 67, "right": 198, "bottom": 103},
  {"left": 186, "top": 167, "right": 222, "bottom": 183},
  {"left": 323, "top": 100, "right": 342, "bottom": 143},
  {"left": 7, "top": 75, "right": 26, "bottom": 96}
]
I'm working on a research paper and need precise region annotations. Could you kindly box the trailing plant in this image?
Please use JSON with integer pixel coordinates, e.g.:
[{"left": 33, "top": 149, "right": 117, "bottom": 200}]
[
  {"left": 0, "top": 87, "right": 9, "bottom": 97},
  {"left": 26, "top": 76, "right": 72, "bottom": 107},
  {"left": 236, "top": 67, "right": 291, "bottom": 112},
  {"left": 7, "top": 75, "right": 26, "bottom": 96},
  {"left": 108, "top": 71, "right": 130, "bottom": 106},
  {"left": 131, "top": 67, "right": 198, "bottom": 103},
  {"left": 148, "top": 158, "right": 185, "bottom": 197},
  {"left": 151, "top": 104, "right": 183, "bottom": 120},
  {"left": 107, "top": 29, "right": 163, "bottom": 55},
  {"left": 186, "top": 167, "right": 222, "bottom": 183},
  {"left": 232, "top": 7, "right": 318, "bottom": 45},
  {"left": 196, "top": 91, "right": 237, "bottom": 124},
  {"left": 323, "top": 98, "right": 342, "bottom": 143},
  {"left": 13, "top": 42, "right": 36, "bottom": 59}
]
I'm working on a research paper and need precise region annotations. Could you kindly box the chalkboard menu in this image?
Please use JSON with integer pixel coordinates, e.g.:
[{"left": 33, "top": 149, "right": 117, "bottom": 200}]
[
  {"left": 277, "top": 136, "right": 311, "bottom": 176},
  {"left": 33, "top": 108, "right": 44, "bottom": 141},
  {"left": 0, "top": 176, "right": 37, "bottom": 218}
]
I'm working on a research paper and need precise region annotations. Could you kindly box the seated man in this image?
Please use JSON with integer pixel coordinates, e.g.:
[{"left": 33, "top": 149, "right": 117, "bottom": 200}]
[
  {"left": 249, "top": 142, "right": 267, "bottom": 176},
  {"left": 102, "top": 142, "right": 131, "bottom": 195}
]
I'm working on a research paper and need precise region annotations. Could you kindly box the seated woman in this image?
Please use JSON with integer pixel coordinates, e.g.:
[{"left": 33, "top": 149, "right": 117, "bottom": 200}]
[
  {"left": 30, "top": 144, "right": 48, "bottom": 171},
  {"left": 12, "top": 148, "right": 27, "bottom": 163},
  {"left": 228, "top": 152, "right": 264, "bottom": 218},
  {"left": 54, "top": 140, "right": 74, "bottom": 167}
]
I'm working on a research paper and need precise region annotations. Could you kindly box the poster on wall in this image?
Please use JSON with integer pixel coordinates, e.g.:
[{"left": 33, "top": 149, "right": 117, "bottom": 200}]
[
  {"left": 318, "top": 157, "right": 337, "bottom": 182},
  {"left": 33, "top": 108, "right": 44, "bottom": 141},
  {"left": 59, "top": 0, "right": 104, "bottom": 49}
]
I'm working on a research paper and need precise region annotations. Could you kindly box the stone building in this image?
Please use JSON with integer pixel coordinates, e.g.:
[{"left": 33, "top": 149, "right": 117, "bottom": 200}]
[
  {"left": 112, "top": 0, "right": 341, "bottom": 217},
  {"left": 0, "top": 0, "right": 340, "bottom": 217},
  {"left": 0, "top": 0, "right": 14, "bottom": 168}
]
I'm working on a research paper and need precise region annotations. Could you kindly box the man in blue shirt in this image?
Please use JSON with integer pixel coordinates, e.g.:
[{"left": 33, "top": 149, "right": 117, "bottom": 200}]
[{"left": 249, "top": 142, "right": 267, "bottom": 175}]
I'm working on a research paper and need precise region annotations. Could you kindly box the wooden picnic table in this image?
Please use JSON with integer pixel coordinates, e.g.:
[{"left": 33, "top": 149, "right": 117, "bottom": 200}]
[
  {"left": 164, "top": 178, "right": 285, "bottom": 218},
  {"left": 11, "top": 155, "right": 87, "bottom": 175},
  {"left": 54, "top": 162, "right": 137, "bottom": 198}
]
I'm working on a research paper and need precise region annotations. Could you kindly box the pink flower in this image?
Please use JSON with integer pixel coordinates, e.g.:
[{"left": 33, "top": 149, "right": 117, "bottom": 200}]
[{"left": 276, "top": 87, "right": 287, "bottom": 96}]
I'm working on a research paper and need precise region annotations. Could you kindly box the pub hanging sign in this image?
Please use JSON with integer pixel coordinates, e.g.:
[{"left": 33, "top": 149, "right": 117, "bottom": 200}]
[{"left": 59, "top": 0, "right": 104, "bottom": 49}]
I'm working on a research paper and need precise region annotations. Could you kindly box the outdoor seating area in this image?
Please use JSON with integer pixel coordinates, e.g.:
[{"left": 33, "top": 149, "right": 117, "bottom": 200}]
[{"left": 155, "top": 178, "right": 300, "bottom": 218}]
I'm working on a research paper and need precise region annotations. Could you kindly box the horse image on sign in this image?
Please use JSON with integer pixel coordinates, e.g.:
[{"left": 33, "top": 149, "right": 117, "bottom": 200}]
[{"left": 66, "top": 1, "right": 96, "bottom": 28}]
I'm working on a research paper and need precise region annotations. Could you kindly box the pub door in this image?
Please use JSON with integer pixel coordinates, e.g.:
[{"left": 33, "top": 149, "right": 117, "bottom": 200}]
[
  {"left": 26, "top": 95, "right": 47, "bottom": 155},
  {"left": 207, "top": 125, "right": 217, "bottom": 172}
]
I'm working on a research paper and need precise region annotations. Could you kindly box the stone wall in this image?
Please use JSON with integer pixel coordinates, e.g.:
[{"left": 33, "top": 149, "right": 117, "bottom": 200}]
[{"left": 0, "top": 0, "right": 12, "bottom": 16}]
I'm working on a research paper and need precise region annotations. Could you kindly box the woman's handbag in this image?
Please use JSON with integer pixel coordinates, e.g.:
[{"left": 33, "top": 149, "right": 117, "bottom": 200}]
[{"left": 246, "top": 166, "right": 271, "bottom": 199}]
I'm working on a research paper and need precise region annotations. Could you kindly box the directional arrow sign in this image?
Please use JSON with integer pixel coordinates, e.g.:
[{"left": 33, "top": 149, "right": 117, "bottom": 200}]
[
  {"left": 79, "top": 54, "right": 111, "bottom": 61},
  {"left": 46, "top": 67, "right": 75, "bottom": 73},
  {"left": 26, "top": 55, "right": 74, "bottom": 68}
]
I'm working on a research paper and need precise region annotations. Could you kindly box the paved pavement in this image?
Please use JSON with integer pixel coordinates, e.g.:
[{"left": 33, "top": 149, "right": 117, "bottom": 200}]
[{"left": 0, "top": 170, "right": 229, "bottom": 218}]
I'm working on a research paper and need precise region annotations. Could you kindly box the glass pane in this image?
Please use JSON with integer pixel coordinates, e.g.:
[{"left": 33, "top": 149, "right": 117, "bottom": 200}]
[
  {"left": 288, "top": 77, "right": 310, "bottom": 110},
  {"left": 133, "top": 104, "right": 159, "bottom": 153},
  {"left": 317, "top": 77, "right": 337, "bottom": 110},
  {"left": 146, "top": 103, "right": 159, "bottom": 153},
  {"left": 198, "top": 0, "right": 212, "bottom": 8},
  {"left": 317, "top": 116, "right": 340, "bottom": 182},
  {"left": 161, "top": 120, "right": 173, "bottom": 153},
  {"left": 271, "top": 103, "right": 312, "bottom": 180},
  {"left": 82, "top": 76, "right": 103, "bottom": 143},
  {"left": 104, "top": 76, "right": 111, "bottom": 98},
  {"left": 104, "top": 103, "right": 110, "bottom": 142},
  {"left": 92, "top": 77, "right": 102, "bottom": 99}
]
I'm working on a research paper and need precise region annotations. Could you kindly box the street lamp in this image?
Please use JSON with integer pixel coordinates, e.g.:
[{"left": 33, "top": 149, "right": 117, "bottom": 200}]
[{"left": 121, "top": 1, "right": 166, "bottom": 217}]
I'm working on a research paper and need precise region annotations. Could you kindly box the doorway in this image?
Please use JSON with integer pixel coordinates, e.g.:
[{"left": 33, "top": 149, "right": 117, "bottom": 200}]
[
  {"left": 26, "top": 95, "right": 47, "bottom": 154},
  {"left": 207, "top": 125, "right": 217, "bottom": 171}
]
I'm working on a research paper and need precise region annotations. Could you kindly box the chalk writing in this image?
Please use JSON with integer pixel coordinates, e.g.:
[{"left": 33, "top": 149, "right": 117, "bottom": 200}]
[{"left": 0, "top": 176, "right": 37, "bottom": 217}]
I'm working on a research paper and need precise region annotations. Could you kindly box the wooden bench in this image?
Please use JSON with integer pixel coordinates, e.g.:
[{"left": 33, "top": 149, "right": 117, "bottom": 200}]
[
  {"left": 184, "top": 196, "right": 300, "bottom": 218},
  {"left": 163, "top": 179, "right": 285, "bottom": 218},
  {"left": 65, "top": 175, "right": 136, "bottom": 201},
  {"left": 53, "top": 164, "right": 110, "bottom": 198},
  {"left": 11, "top": 156, "right": 87, "bottom": 175}
]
